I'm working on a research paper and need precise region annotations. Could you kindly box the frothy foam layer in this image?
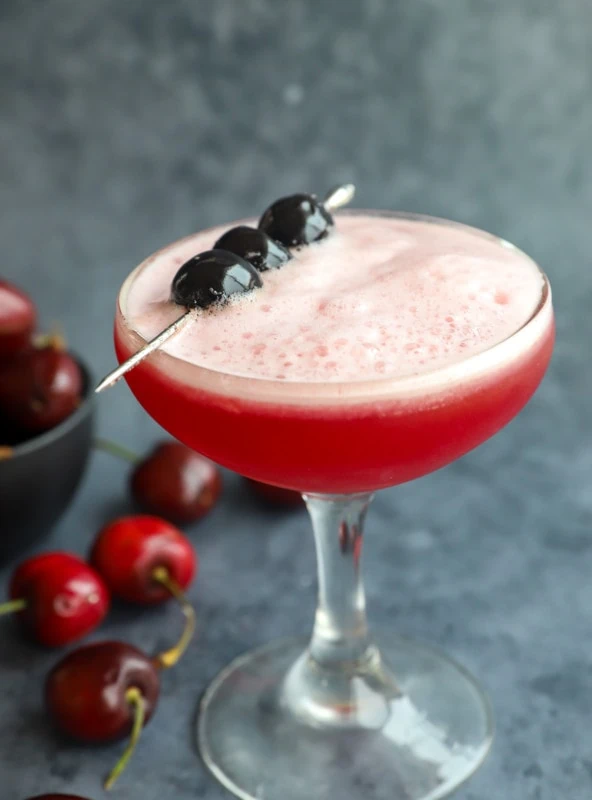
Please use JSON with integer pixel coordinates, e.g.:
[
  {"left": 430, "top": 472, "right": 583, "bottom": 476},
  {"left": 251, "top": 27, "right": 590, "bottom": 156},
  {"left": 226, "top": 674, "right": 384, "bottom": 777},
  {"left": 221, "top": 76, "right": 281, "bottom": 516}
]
[{"left": 124, "top": 214, "right": 544, "bottom": 383}]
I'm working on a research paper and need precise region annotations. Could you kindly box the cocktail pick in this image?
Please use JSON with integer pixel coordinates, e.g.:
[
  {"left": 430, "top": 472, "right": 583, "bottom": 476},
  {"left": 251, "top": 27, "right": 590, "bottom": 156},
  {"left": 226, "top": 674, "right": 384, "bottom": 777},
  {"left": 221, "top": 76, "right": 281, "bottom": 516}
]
[
  {"left": 95, "top": 184, "right": 356, "bottom": 393},
  {"left": 95, "top": 312, "right": 192, "bottom": 394},
  {"left": 323, "top": 183, "right": 356, "bottom": 211}
]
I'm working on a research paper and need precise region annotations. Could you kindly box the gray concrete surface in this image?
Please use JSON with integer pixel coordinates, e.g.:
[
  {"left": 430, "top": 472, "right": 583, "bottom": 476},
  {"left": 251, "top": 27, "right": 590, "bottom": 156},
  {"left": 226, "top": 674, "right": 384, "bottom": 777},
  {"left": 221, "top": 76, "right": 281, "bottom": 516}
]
[{"left": 0, "top": 2, "right": 590, "bottom": 798}]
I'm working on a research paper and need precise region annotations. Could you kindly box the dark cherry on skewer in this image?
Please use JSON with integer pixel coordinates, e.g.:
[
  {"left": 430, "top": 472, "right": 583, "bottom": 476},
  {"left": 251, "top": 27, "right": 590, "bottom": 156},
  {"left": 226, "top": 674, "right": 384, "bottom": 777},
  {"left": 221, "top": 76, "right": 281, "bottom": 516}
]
[
  {"left": 214, "top": 226, "right": 292, "bottom": 272},
  {"left": 258, "top": 193, "right": 334, "bottom": 247},
  {"left": 244, "top": 477, "right": 304, "bottom": 508},
  {"left": 0, "top": 338, "right": 82, "bottom": 433},
  {"left": 1, "top": 552, "right": 109, "bottom": 647},
  {"left": 171, "top": 249, "right": 262, "bottom": 310},
  {"left": 0, "top": 278, "right": 36, "bottom": 359},
  {"left": 46, "top": 641, "right": 160, "bottom": 790},
  {"left": 131, "top": 441, "right": 222, "bottom": 524}
]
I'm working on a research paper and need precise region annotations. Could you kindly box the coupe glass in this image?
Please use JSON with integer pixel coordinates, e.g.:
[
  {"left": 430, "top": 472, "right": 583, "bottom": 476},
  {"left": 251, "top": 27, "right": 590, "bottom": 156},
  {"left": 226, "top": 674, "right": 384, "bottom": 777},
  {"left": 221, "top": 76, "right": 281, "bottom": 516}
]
[{"left": 114, "top": 212, "right": 554, "bottom": 800}]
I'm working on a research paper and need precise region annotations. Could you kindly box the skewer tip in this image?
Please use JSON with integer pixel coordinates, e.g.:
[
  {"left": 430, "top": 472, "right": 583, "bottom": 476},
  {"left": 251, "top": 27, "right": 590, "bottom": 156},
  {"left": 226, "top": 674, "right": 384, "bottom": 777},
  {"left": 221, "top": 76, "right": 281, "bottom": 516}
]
[
  {"left": 93, "top": 310, "right": 192, "bottom": 395},
  {"left": 94, "top": 375, "right": 118, "bottom": 394},
  {"left": 324, "top": 183, "right": 356, "bottom": 211}
]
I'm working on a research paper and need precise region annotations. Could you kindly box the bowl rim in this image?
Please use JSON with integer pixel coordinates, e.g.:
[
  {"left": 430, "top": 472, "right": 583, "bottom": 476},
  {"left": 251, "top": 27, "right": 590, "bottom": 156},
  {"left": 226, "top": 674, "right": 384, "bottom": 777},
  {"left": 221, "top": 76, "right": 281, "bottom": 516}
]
[{"left": 0, "top": 353, "right": 94, "bottom": 462}]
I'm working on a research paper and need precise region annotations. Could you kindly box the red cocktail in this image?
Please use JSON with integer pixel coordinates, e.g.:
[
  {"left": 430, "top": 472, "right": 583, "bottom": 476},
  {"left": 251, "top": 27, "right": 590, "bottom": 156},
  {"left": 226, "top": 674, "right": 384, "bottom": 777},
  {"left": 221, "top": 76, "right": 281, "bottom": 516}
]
[{"left": 113, "top": 210, "right": 554, "bottom": 800}]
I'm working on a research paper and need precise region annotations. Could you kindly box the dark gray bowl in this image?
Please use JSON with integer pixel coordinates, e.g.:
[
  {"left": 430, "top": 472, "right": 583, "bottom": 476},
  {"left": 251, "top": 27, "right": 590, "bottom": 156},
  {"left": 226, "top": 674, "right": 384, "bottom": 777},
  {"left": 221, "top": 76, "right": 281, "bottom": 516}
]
[{"left": 0, "top": 358, "right": 95, "bottom": 563}]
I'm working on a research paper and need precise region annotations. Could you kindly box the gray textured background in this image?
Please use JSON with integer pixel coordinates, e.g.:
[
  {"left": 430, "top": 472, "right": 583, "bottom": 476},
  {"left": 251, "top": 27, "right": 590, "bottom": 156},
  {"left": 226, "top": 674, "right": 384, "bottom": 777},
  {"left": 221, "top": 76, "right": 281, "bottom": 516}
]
[{"left": 0, "top": 1, "right": 590, "bottom": 798}]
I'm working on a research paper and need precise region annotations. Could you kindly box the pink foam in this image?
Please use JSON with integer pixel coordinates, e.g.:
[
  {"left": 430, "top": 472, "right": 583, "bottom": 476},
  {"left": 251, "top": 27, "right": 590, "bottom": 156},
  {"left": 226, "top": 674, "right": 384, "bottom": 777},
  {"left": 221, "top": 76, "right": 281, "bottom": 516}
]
[{"left": 124, "top": 214, "right": 544, "bottom": 383}]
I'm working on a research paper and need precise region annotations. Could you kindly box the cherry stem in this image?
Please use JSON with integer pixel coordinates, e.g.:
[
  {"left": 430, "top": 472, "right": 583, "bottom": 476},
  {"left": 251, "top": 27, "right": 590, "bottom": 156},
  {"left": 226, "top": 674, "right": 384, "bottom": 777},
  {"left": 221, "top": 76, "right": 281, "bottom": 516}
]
[
  {"left": 93, "top": 437, "right": 140, "bottom": 465},
  {"left": 0, "top": 598, "right": 27, "bottom": 616},
  {"left": 104, "top": 686, "right": 145, "bottom": 790},
  {"left": 33, "top": 326, "right": 66, "bottom": 351},
  {"left": 151, "top": 566, "right": 196, "bottom": 670}
]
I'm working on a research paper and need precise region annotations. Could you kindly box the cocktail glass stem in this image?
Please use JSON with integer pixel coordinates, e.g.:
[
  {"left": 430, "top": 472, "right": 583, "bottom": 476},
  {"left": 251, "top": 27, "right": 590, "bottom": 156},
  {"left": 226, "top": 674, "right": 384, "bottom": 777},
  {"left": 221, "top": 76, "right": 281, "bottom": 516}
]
[
  {"left": 281, "top": 492, "right": 399, "bottom": 727},
  {"left": 198, "top": 491, "right": 493, "bottom": 800},
  {"left": 308, "top": 492, "right": 372, "bottom": 667}
]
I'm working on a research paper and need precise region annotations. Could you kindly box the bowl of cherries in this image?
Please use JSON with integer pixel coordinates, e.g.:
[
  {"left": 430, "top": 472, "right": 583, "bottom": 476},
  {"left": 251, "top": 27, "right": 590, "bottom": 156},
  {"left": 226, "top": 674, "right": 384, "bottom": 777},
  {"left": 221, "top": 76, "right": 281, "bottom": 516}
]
[{"left": 0, "top": 279, "right": 94, "bottom": 561}]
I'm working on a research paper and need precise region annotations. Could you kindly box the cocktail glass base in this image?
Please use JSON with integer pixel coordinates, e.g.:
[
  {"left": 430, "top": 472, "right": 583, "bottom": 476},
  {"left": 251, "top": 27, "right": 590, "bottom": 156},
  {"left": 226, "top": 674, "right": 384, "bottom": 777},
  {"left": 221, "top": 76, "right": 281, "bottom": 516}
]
[{"left": 197, "top": 634, "right": 493, "bottom": 800}]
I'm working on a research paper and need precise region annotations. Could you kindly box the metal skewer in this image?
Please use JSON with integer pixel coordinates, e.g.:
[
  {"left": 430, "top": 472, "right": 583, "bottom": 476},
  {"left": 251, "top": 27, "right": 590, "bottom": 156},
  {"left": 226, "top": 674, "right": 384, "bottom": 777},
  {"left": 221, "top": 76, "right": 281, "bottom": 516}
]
[
  {"left": 323, "top": 183, "right": 355, "bottom": 211},
  {"left": 95, "top": 183, "right": 356, "bottom": 394},
  {"left": 94, "top": 312, "right": 193, "bottom": 393}
]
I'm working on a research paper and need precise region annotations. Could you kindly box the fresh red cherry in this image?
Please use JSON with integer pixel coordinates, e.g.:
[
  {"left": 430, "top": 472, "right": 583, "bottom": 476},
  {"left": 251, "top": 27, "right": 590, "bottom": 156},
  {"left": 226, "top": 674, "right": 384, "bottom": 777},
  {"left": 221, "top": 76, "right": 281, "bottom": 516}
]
[
  {"left": 90, "top": 515, "right": 197, "bottom": 605},
  {"left": 131, "top": 441, "right": 222, "bottom": 524},
  {"left": 46, "top": 641, "right": 160, "bottom": 790},
  {"left": 0, "top": 278, "right": 36, "bottom": 358},
  {"left": 244, "top": 477, "right": 304, "bottom": 508},
  {"left": 46, "top": 641, "right": 160, "bottom": 741},
  {"left": 1, "top": 552, "right": 110, "bottom": 647},
  {"left": 0, "top": 340, "right": 82, "bottom": 433},
  {"left": 91, "top": 516, "right": 197, "bottom": 672}
]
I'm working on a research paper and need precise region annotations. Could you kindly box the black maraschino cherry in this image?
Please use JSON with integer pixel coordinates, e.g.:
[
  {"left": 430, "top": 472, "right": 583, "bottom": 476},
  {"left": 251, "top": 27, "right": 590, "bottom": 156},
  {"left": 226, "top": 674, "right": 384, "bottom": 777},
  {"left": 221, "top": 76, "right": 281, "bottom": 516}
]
[
  {"left": 0, "top": 336, "right": 83, "bottom": 433},
  {"left": 171, "top": 249, "right": 262, "bottom": 309},
  {"left": 258, "top": 193, "right": 334, "bottom": 247},
  {"left": 1, "top": 552, "right": 109, "bottom": 647},
  {"left": 0, "top": 278, "right": 36, "bottom": 359},
  {"left": 214, "top": 226, "right": 292, "bottom": 272},
  {"left": 46, "top": 641, "right": 160, "bottom": 790}
]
